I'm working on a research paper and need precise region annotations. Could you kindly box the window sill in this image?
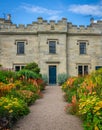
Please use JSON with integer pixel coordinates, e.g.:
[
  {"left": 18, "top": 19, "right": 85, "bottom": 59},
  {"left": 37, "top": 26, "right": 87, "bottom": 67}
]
[
  {"left": 16, "top": 54, "right": 25, "bottom": 56},
  {"left": 79, "top": 54, "right": 87, "bottom": 55},
  {"left": 49, "top": 53, "right": 57, "bottom": 55}
]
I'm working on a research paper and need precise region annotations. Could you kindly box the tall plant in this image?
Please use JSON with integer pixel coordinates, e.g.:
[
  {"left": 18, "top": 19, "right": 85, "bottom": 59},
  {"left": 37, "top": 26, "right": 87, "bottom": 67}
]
[
  {"left": 24, "top": 62, "right": 40, "bottom": 74},
  {"left": 58, "top": 73, "right": 69, "bottom": 85}
]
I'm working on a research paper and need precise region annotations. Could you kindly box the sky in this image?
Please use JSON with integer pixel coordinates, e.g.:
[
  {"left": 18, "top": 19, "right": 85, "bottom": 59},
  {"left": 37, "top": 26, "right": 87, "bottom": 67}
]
[{"left": 0, "top": 0, "right": 102, "bottom": 26}]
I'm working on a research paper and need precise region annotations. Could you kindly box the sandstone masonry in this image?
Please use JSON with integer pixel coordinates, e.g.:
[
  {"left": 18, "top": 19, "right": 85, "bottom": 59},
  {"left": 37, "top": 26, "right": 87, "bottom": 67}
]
[{"left": 0, "top": 15, "right": 102, "bottom": 84}]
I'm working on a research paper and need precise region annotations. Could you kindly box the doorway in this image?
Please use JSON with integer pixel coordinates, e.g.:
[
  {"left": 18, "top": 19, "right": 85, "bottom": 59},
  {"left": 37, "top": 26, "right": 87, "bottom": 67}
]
[{"left": 49, "top": 65, "right": 57, "bottom": 84}]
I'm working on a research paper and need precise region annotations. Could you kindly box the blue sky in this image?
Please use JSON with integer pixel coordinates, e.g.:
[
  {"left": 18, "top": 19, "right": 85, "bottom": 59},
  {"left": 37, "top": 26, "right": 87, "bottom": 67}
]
[{"left": 0, "top": 0, "right": 102, "bottom": 26}]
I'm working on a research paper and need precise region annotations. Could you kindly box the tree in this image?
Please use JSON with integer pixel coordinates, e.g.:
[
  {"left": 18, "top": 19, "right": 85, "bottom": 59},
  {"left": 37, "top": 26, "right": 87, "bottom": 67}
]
[{"left": 24, "top": 62, "right": 40, "bottom": 74}]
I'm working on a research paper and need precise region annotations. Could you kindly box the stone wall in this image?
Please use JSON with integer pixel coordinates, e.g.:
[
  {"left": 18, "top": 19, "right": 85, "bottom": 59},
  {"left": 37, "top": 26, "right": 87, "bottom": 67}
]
[{"left": 0, "top": 16, "right": 102, "bottom": 79}]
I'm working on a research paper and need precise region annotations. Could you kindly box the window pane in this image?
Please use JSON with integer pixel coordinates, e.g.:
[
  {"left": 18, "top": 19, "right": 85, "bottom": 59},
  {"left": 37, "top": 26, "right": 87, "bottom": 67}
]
[
  {"left": 49, "top": 41, "right": 56, "bottom": 54},
  {"left": 21, "top": 66, "right": 25, "bottom": 69},
  {"left": 80, "top": 43, "right": 86, "bottom": 54},
  {"left": 84, "top": 66, "right": 88, "bottom": 75},
  {"left": 95, "top": 66, "right": 102, "bottom": 70},
  {"left": 15, "top": 66, "right": 20, "bottom": 71},
  {"left": 17, "top": 42, "right": 24, "bottom": 54},
  {"left": 78, "top": 66, "right": 83, "bottom": 76}
]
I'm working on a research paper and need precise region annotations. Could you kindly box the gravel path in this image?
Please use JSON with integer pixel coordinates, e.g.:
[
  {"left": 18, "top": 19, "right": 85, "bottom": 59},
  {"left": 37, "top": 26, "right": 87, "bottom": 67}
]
[{"left": 13, "top": 86, "right": 83, "bottom": 130}]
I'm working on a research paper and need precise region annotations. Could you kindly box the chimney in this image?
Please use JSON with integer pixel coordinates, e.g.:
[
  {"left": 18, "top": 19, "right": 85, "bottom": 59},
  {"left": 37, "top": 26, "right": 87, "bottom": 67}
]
[
  {"left": 90, "top": 17, "right": 94, "bottom": 24},
  {"left": 7, "top": 14, "right": 11, "bottom": 21}
]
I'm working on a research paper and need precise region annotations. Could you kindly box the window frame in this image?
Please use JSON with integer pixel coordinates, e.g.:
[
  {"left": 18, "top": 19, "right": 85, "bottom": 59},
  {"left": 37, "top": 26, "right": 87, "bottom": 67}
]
[
  {"left": 14, "top": 64, "right": 25, "bottom": 71},
  {"left": 77, "top": 40, "right": 89, "bottom": 55},
  {"left": 95, "top": 66, "right": 102, "bottom": 70},
  {"left": 15, "top": 40, "right": 28, "bottom": 55},
  {"left": 17, "top": 42, "right": 25, "bottom": 55},
  {"left": 49, "top": 41, "right": 56, "bottom": 54},
  {"left": 77, "top": 64, "right": 89, "bottom": 76},
  {"left": 79, "top": 42, "right": 86, "bottom": 55},
  {"left": 47, "top": 39, "right": 59, "bottom": 54}
]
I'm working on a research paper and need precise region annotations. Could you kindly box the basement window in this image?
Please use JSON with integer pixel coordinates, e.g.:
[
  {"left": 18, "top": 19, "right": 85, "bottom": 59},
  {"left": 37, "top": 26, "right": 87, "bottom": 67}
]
[
  {"left": 78, "top": 65, "right": 88, "bottom": 76},
  {"left": 14, "top": 65, "right": 25, "bottom": 71}
]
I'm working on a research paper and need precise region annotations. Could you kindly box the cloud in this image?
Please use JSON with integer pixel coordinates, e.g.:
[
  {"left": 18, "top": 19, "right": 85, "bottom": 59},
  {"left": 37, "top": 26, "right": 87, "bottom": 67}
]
[
  {"left": 21, "top": 3, "right": 61, "bottom": 15},
  {"left": 68, "top": 4, "right": 102, "bottom": 17},
  {"left": 48, "top": 15, "right": 61, "bottom": 20}
]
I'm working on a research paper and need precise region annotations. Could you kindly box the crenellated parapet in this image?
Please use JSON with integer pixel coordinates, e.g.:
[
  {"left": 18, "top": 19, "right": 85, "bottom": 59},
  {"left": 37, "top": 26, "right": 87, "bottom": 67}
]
[
  {"left": 68, "top": 18, "right": 102, "bottom": 35},
  {"left": 0, "top": 16, "right": 67, "bottom": 34},
  {"left": 1, "top": 16, "right": 102, "bottom": 35}
]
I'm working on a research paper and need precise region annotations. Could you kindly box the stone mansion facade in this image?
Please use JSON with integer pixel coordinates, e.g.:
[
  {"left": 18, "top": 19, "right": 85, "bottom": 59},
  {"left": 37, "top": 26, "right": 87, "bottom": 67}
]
[{"left": 0, "top": 15, "right": 102, "bottom": 84}]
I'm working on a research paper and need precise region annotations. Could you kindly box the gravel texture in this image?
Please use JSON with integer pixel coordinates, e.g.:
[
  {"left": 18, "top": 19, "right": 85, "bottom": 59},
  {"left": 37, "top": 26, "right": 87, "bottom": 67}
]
[{"left": 13, "top": 86, "right": 83, "bottom": 130}]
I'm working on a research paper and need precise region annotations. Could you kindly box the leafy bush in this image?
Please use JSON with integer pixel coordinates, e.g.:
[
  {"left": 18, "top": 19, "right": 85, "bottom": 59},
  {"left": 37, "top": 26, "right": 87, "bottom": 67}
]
[
  {"left": 24, "top": 62, "right": 41, "bottom": 75},
  {"left": 0, "top": 70, "right": 17, "bottom": 83},
  {"left": 58, "top": 73, "right": 69, "bottom": 85},
  {"left": 0, "top": 96, "right": 29, "bottom": 127},
  {"left": 7, "top": 89, "right": 38, "bottom": 106},
  {"left": 0, "top": 63, "right": 45, "bottom": 128},
  {"left": 79, "top": 94, "right": 102, "bottom": 130},
  {"left": 62, "top": 77, "right": 84, "bottom": 102},
  {"left": 0, "top": 82, "right": 15, "bottom": 97},
  {"left": 0, "top": 71, "right": 7, "bottom": 83},
  {"left": 62, "top": 69, "right": 102, "bottom": 130},
  {"left": 42, "top": 74, "right": 48, "bottom": 85},
  {"left": 17, "top": 69, "right": 41, "bottom": 80},
  {"left": 17, "top": 90, "right": 39, "bottom": 105}
]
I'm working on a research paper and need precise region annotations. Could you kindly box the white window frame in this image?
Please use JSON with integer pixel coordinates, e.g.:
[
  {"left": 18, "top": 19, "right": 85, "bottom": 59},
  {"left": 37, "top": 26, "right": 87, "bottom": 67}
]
[
  {"left": 13, "top": 64, "right": 26, "bottom": 71},
  {"left": 76, "top": 63, "right": 90, "bottom": 76}
]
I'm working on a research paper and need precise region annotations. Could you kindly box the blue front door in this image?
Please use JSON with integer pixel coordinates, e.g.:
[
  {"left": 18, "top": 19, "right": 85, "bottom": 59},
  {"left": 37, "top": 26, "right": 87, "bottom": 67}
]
[{"left": 49, "top": 66, "right": 56, "bottom": 84}]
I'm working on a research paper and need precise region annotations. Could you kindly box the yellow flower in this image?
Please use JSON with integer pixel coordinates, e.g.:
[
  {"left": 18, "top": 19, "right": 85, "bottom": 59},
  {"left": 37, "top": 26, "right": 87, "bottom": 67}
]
[
  {"left": 97, "top": 101, "right": 102, "bottom": 107},
  {"left": 9, "top": 109, "right": 13, "bottom": 113},
  {"left": 96, "top": 112, "right": 100, "bottom": 116},
  {"left": 93, "top": 106, "right": 101, "bottom": 112},
  {"left": 94, "top": 125, "right": 99, "bottom": 130},
  {"left": 4, "top": 105, "right": 10, "bottom": 110}
]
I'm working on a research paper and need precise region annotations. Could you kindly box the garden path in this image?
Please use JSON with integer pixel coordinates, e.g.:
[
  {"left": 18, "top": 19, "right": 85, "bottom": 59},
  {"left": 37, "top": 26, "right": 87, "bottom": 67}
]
[{"left": 13, "top": 86, "right": 83, "bottom": 130}]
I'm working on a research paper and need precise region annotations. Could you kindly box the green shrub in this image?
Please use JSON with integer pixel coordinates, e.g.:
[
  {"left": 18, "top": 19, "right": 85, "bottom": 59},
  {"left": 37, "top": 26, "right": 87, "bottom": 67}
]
[
  {"left": 58, "top": 73, "right": 69, "bottom": 85},
  {"left": 24, "top": 62, "right": 41, "bottom": 74},
  {"left": 17, "top": 69, "right": 41, "bottom": 79},
  {"left": 20, "top": 84, "right": 38, "bottom": 93},
  {"left": 62, "top": 69, "right": 102, "bottom": 130},
  {"left": 42, "top": 74, "right": 48, "bottom": 85},
  {"left": 17, "top": 90, "right": 39, "bottom": 105},
  {"left": 0, "top": 70, "right": 17, "bottom": 83},
  {"left": 0, "top": 96, "right": 29, "bottom": 124},
  {"left": 0, "top": 71, "right": 7, "bottom": 83}
]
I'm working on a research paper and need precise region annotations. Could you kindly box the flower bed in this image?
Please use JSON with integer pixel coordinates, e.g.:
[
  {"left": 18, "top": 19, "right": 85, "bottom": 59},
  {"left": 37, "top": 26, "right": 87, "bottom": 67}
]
[
  {"left": 62, "top": 69, "right": 102, "bottom": 130},
  {"left": 0, "top": 65, "right": 46, "bottom": 129}
]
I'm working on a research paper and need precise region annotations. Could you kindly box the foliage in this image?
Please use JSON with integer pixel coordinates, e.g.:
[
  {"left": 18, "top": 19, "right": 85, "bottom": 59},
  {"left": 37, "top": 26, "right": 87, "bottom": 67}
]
[
  {"left": 36, "top": 79, "right": 46, "bottom": 91},
  {"left": 64, "top": 95, "right": 79, "bottom": 115},
  {"left": 0, "top": 82, "right": 15, "bottom": 97},
  {"left": 7, "top": 89, "right": 39, "bottom": 106},
  {"left": 0, "top": 63, "right": 45, "bottom": 129},
  {"left": 0, "top": 70, "right": 17, "bottom": 84},
  {"left": 42, "top": 74, "right": 48, "bottom": 85},
  {"left": 0, "top": 96, "right": 29, "bottom": 127},
  {"left": 62, "top": 77, "right": 84, "bottom": 102},
  {"left": 17, "top": 69, "right": 41, "bottom": 80},
  {"left": 62, "top": 69, "right": 102, "bottom": 130},
  {"left": 57, "top": 73, "right": 69, "bottom": 85},
  {"left": 18, "top": 90, "right": 39, "bottom": 105},
  {"left": 0, "top": 70, "right": 7, "bottom": 83},
  {"left": 79, "top": 94, "right": 102, "bottom": 130},
  {"left": 24, "top": 62, "right": 41, "bottom": 74}
]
